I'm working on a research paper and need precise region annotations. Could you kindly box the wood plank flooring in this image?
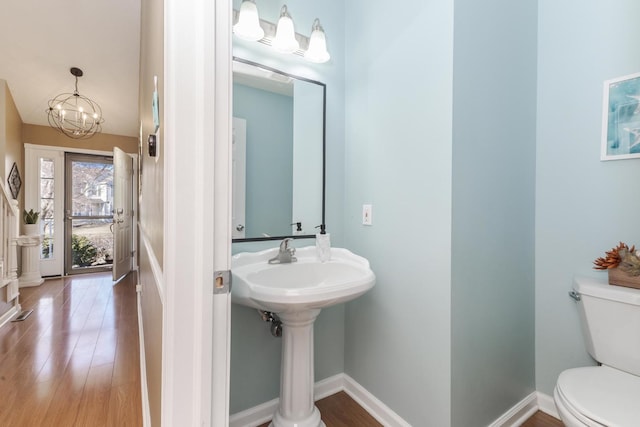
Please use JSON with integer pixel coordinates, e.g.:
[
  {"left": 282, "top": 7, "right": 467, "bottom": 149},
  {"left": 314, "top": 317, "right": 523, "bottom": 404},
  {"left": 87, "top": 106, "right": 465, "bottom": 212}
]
[
  {"left": 258, "top": 394, "right": 564, "bottom": 427},
  {"left": 0, "top": 272, "right": 142, "bottom": 427},
  {"left": 258, "top": 391, "right": 382, "bottom": 427},
  {"left": 522, "top": 410, "right": 564, "bottom": 427}
]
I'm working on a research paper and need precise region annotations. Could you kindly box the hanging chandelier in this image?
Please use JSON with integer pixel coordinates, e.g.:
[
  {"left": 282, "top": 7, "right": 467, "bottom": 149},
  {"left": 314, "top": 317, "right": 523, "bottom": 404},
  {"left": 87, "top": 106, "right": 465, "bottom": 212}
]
[{"left": 47, "top": 67, "right": 104, "bottom": 139}]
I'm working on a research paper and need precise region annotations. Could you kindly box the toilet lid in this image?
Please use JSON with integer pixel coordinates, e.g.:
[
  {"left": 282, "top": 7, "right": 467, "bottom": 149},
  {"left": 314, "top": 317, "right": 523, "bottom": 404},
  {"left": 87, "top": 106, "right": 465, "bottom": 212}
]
[{"left": 557, "top": 366, "right": 640, "bottom": 427}]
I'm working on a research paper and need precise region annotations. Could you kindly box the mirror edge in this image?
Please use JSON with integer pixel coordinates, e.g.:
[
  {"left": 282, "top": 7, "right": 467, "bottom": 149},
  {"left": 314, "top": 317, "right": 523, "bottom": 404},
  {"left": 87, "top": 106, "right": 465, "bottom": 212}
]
[{"left": 231, "top": 56, "right": 327, "bottom": 242}]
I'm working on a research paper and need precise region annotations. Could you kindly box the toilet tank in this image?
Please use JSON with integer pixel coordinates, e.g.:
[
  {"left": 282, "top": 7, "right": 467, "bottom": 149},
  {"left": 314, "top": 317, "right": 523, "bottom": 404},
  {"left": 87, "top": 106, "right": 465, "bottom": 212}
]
[{"left": 574, "top": 276, "right": 640, "bottom": 376}]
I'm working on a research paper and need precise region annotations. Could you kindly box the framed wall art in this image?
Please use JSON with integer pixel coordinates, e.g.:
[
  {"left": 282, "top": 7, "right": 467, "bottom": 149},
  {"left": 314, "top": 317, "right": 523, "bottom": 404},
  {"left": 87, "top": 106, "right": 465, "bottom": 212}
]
[
  {"left": 601, "top": 72, "right": 640, "bottom": 160},
  {"left": 7, "top": 162, "right": 21, "bottom": 199}
]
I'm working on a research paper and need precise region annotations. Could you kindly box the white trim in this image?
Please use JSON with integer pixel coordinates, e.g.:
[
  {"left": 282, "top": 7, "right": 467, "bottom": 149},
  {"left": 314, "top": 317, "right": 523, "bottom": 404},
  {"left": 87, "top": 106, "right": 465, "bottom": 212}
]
[
  {"left": 139, "top": 226, "right": 164, "bottom": 305},
  {"left": 24, "top": 143, "right": 114, "bottom": 157},
  {"left": 136, "top": 273, "right": 152, "bottom": 427},
  {"left": 342, "top": 374, "right": 412, "bottom": 427},
  {"left": 314, "top": 373, "right": 344, "bottom": 400},
  {"left": 228, "top": 375, "right": 566, "bottom": 427},
  {"left": 536, "top": 391, "right": 560, "bottom": 420},
  {"left": 229, "top": 397, "right": 278, "bottom": 427},
  {"left": 229, "top": 374, "right": 411, "bottom": 427},
  {"left": 212, "top": 0, "right": 233, "bottom": 425},
  {"left": 163, "top": 0, "right": 228, "bottom": 423},
  {"left": 229, "top": 374, "right": 343, "bottom": 427},
  {"left": 0, "top": 305, "right": 20, "bottom": 329},
  {"left": 488, "top": 392, "right": 538, "bottom": 427},
  {"left": 24, "top": 146, "right": 64, "bottom": 276}
]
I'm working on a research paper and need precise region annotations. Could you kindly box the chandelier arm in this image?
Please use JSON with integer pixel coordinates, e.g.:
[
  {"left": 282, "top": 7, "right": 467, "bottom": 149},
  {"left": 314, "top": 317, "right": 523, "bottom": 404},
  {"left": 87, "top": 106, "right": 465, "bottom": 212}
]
[{"left": 46, "top": 67, "right": 104, "bottom": 139}]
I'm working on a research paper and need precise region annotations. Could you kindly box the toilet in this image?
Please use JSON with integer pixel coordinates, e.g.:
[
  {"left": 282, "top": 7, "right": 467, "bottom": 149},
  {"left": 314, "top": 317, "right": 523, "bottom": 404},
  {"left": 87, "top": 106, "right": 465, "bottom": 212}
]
[{"left": 554, "top": 276, "right": 640, "bottom": 426}]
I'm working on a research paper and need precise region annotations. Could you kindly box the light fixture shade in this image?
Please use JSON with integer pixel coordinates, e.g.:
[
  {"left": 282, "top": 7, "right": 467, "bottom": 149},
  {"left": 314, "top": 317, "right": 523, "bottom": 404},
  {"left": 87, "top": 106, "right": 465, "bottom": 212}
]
[
  {"left": 233, "top": 0, "right": 264, "bottom": 41},
  {"left": 304, "top": 19, "right": 330, "bottom": 63},
  {"left": 47, "top": 67, "right": 104, "bottom": 139},
  {"left": 273, "top": 5, "right": 299, "bottom": 53}
]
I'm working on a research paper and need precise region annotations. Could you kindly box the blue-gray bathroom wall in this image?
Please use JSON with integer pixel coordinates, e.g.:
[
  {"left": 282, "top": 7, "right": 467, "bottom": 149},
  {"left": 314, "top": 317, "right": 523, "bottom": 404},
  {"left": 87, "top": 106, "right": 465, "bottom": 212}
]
[
  {"left": 451, "top": 1, "right": 537, "bottom": 426},
  {"left": 233, "top": 83, "right": 293, "bottom": 237},
  {"left": 535, "top": 0, "right": 640, "bottom": 396},
  {"left": 229, "top": 0, "right": 346, "bottom": 414},
  {"left": 343, "top": 0, "right": 454, "bottom": 425}
]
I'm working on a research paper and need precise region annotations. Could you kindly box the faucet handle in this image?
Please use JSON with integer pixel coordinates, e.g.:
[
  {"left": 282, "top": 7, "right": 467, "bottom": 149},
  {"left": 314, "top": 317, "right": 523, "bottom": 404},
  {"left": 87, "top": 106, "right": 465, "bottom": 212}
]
[{"left": 280, "top": 238, "right": 293, "bottom": 251}]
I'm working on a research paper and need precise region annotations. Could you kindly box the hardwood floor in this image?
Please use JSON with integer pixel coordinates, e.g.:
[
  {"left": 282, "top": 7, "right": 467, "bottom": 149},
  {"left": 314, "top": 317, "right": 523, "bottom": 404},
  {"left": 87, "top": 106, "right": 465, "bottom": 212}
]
[
  {"left": 0, "top": 272, "right": 142, "bottom": 426},
  {"left": 258, "top": 394, "right": 564, "bottom": 427},
  {"left": 258, "top": 391, "right": 382, "bottom": 427},
  {"left": 522, "top": 410, "right": 564, "bottom": 427}
]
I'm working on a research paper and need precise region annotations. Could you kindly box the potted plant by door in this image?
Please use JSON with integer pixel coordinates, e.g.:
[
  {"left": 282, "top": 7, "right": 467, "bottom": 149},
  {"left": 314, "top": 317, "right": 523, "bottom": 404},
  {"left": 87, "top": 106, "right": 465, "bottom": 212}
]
[{"left": 23, "top": 209, "right": 40, "bottom": 236}]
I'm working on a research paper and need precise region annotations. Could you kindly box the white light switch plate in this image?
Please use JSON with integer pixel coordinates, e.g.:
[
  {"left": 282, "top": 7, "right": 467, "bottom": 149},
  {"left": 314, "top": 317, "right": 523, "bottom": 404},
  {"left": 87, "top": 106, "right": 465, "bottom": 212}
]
[{"left": 362, "top": 204, "right": 372, "bottom": 225}]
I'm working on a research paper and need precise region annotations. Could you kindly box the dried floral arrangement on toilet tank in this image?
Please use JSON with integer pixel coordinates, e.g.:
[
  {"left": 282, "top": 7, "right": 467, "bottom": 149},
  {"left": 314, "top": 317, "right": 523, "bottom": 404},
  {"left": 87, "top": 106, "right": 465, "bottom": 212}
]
[{"left": 593, "top": 242, "right": 640, "bottom": 289}]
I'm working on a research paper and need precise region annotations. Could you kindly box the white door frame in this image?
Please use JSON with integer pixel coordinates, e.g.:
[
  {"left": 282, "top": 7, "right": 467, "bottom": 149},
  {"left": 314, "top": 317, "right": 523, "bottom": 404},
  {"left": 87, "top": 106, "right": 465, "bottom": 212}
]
[
  {"left": 163, "top": 0, "right": 231, "bottom": 425},
  {"left": 232, "top": 117, "right": 246, "bottom": 239}
]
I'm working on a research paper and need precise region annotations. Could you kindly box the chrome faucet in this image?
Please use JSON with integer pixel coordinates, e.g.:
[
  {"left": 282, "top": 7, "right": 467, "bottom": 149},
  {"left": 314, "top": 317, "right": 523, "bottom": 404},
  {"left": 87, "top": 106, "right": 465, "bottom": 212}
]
[{"left": 268, "top": 238, "right": 297, "bottom": 264}]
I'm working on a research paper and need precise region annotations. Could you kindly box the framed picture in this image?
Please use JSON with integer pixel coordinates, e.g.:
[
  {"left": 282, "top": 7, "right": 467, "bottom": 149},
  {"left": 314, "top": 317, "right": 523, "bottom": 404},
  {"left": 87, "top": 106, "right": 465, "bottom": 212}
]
[
  {"left": 7, "top": 162, "right": 21, "bottom": 199},
  {"left": 601, "top": 72, "right": 640, "bottom": 160}
]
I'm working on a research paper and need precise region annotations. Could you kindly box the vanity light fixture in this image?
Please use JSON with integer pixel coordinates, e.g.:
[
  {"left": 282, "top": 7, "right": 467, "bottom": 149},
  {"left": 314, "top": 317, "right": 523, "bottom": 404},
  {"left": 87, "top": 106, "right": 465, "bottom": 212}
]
[
  {"left": 304, "top": 19, "right": 330, "bottom": 63},
  {"left": 272, "top": 5, "right": 299, "bottom": 53},
  {"left": 233, "top": 0, "right": 264, "bottom": 41},
  {"left": 232, "top": 4, "right": 331, "bottom": 64}
]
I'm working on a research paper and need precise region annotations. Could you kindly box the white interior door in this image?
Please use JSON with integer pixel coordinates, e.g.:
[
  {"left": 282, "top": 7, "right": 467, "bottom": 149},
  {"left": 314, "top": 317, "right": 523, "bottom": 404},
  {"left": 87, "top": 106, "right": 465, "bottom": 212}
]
[
  {"left": 232, "top": 117, "right": 246, "bottom": 239},
  {"left": 112, "top": 147, "right": 133, "bottom": 281}
]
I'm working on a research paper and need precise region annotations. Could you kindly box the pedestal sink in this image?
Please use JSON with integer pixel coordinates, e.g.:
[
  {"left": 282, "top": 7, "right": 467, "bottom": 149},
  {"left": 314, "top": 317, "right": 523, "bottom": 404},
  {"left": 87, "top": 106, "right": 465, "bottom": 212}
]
[{"left": 232, "top": 246, "right": 375, "bottom": 427}]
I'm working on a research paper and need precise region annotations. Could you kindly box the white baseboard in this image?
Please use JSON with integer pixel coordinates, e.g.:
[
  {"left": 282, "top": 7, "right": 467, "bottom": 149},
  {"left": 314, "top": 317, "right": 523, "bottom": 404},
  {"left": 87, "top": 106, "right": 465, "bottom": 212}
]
[
  {"left": 0, "top": 304, "right": 19, "bottom": 329},
  {"left": 229, "top": 373, "right": 410, "bottom": 427},
  {"left": 314, "top": 374, "right": 346, "bottom": 400},
  {"left": 229, "top": 375, "right": 561, "bottom": 427},
  {"left": 342, "top": 374, "right": 411, "bottom": 427},
  {"left": 488, "top": 392, "right": 538, "bottom": 427},
  {"left": 229, "top": 395, "right": 279, "bottom": 427},
  {"left": 136, "top": 279, "right": 152, "bottom": 427},
  {"left": 536, "top": 391, "right": 559, "bottom": 420}
]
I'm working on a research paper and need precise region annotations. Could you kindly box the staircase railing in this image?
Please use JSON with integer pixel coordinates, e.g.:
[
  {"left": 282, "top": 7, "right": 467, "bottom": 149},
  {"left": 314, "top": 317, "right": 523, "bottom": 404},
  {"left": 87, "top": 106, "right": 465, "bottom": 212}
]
[{"left": 0, "top": 181, "right": 19, "bottom": 305}]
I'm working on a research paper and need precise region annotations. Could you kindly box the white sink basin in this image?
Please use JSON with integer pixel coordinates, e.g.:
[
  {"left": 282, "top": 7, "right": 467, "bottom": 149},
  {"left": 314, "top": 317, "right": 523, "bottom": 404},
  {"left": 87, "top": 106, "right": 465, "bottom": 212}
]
[
  {"left": 232, "top": 245, "right": 375, "bottom": 427},
  {"left": 232, "top": 246, "right": 375, "bottom": 313}
]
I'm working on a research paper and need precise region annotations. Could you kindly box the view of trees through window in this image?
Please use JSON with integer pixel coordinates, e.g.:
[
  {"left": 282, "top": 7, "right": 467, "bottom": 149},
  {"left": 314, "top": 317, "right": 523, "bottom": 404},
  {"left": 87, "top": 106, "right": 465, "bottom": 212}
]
[
  {"left": 70, "top": 160, "right": 114, "bottom": 268},
  {"left": 40, "top": 158, "right": 54, "bottom": 260}
]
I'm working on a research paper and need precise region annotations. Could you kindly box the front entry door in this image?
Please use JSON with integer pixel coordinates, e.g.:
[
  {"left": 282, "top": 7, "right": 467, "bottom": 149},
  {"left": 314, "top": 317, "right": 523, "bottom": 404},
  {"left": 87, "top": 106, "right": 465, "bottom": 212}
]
[
  {"left": 112, "top": 147, "right": 133, "bottom": 281},
  {"left": 64, "top": 153, "right": 114, "bottom": 275}
]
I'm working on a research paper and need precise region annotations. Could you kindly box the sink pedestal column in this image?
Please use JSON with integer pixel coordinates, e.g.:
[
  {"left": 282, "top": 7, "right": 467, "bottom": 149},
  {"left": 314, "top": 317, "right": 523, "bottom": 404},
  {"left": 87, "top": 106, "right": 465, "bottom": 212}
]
[{"left": 270, "top": 309, "right": 325, "bottom": 427}]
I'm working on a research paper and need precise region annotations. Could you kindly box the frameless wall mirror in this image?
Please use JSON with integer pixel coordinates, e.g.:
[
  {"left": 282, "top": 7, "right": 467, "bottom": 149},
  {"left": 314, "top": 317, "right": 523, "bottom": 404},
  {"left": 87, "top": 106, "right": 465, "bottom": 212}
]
[{"left": 232, "top": 57, "right": 326, "bottom": 242}]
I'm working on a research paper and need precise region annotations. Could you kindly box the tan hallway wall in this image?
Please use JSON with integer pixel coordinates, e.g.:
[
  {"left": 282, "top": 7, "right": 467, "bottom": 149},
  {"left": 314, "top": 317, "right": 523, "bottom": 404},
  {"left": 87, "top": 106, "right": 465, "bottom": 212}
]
[
  {"left": 0, "top": 81, "right": 23, "bottom": 318},
  {"left": 138, "top": 0, "right": 165, "bottom": 423},
  {"left": 22, "top": 124, "right": 137, "bottom": 154}
]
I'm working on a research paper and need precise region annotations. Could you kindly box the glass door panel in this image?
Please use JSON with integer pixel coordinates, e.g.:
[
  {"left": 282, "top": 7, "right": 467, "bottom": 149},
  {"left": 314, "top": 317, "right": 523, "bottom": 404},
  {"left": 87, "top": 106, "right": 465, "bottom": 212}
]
[
  {"left": 40, "top": 158, "right": 55, "bottom": 260},
  {"left": 65, "top": 154, "right": 114, "bottom": 274},
  {"left": 70, "top": 218, "right": 113, "bottom": 268}
]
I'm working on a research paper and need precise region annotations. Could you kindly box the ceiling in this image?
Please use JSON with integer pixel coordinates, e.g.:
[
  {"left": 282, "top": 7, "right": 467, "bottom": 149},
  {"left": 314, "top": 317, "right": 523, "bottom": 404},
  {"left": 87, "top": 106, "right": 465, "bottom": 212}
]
[{"left": 0, "top": 0, "right": 141, "bottom": 138}]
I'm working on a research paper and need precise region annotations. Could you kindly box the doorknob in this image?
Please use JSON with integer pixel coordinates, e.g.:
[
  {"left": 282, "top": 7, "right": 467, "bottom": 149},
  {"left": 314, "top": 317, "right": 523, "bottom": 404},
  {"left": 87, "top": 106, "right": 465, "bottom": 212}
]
[{"left": 236, "top": 224, "right": 245, "bottom": 232}]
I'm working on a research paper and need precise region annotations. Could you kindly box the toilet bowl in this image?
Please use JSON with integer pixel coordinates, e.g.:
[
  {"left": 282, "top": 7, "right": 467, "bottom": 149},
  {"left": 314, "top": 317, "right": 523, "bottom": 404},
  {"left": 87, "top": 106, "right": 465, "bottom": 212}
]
[
  {"left": 554, "top": 365, "right": 640, "bottom": 426},
  {"left": 554, "top": 277, "right": 640, "bottom": 427}
]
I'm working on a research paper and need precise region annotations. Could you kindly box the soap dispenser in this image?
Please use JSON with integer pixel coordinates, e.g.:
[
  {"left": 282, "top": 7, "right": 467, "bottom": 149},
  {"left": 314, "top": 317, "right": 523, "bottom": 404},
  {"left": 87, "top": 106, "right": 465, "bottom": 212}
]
[
  {"left": 291, "top": 222, "right": 303, "bottom": 236},
  {"left": 316, "top": 225, "right": 331, "bottom": 262}
]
